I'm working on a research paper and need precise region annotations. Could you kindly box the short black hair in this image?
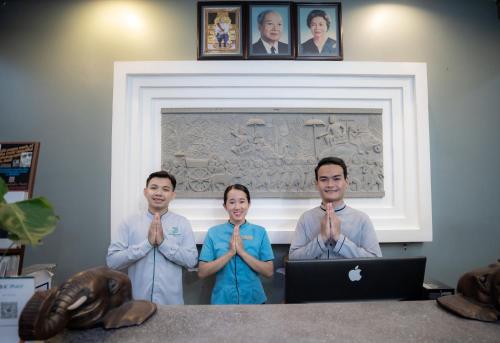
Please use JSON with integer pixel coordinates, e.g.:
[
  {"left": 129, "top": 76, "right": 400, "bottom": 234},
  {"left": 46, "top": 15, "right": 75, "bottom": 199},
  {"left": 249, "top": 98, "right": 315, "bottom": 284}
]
[
  {"left": 314, "top": 157, "right": 347, "bottom": 180},
  {"left": 146, "top": 171, "right": 177, "bottom": 190},
  {"left": 223, "top": 184, "right": 251, "bottom": 205},
  {"left": 306, "top": 9, "right": 331, "bottom": 30}
]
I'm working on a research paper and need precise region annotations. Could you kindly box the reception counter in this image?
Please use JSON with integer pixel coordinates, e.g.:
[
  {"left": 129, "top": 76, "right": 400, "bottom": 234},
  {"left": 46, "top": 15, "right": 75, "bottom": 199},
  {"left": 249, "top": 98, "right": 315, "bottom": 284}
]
[{"left": 53, "top": 300, "right": 499, "bottom": 342}]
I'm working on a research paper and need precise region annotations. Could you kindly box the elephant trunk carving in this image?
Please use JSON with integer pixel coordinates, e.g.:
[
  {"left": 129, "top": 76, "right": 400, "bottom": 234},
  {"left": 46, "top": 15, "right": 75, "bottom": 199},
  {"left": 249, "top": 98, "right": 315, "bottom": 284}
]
[
  {"left": 19, "top": 289, "right": 67, "bottom": 340},
  {"left": 19, "top": 266, "right": 156, "bottom": 341}
]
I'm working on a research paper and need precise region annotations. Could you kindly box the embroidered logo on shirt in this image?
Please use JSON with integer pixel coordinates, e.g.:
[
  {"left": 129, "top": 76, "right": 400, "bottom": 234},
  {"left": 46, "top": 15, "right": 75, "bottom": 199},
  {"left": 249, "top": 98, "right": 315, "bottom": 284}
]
[
  {"left": 167, "top": 227, "right": 181, "bottom": 236},
  {"left": 241, "top": 235, "right": 253, "bottom": 240}
]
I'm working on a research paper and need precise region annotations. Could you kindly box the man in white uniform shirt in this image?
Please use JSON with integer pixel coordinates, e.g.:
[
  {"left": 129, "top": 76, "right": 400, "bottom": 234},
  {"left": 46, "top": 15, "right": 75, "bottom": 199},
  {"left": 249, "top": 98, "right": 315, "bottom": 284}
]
[
  {"left": 107, "top": 171, "right": 198, "bottom": 304},
  {"left": 289, "top": 157, "right": 382, "bottom": 260}
]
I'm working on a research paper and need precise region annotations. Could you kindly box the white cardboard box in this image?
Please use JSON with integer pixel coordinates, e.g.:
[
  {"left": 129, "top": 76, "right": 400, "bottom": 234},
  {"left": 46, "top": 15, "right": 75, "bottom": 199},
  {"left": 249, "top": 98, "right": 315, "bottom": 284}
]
[{"left": 22, "top": 264, "right": 56, "bottom": 291}]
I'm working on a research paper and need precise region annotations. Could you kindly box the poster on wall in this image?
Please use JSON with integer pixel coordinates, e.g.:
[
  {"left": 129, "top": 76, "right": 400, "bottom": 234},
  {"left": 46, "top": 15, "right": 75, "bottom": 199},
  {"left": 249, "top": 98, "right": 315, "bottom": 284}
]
[{"left": 0, "top": 142, "right": 40, "bottom": 199}]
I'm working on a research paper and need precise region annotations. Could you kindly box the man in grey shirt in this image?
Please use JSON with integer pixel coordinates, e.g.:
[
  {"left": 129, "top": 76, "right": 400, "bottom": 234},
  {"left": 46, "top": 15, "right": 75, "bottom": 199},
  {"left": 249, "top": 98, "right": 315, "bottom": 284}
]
[
  {"left": 289, "top": 157, "right": 381, "bottom": 260},
  {"left": 107, "top": 171, "right": 198, "bottom": 304}
]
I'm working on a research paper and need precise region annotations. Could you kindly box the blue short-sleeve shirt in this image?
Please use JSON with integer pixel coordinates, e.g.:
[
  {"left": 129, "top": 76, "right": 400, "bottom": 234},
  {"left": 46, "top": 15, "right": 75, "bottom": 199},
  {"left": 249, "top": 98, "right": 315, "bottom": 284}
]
[{"left": 199, "top": 221, "right": 274, "bottom": 304}]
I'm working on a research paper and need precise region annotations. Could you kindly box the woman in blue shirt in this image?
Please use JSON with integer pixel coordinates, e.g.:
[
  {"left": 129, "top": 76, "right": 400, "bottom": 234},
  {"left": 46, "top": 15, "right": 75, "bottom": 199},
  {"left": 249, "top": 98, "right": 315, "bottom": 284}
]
[{"left": 198, "top": 184, "right": 274, "bottom": 304}]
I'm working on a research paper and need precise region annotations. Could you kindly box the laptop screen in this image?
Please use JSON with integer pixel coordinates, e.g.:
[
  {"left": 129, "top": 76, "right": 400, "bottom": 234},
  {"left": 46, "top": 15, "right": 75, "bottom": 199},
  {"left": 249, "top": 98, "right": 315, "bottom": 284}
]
[{"left": 285, "top": 257, "right": 426, "bottom": 303}]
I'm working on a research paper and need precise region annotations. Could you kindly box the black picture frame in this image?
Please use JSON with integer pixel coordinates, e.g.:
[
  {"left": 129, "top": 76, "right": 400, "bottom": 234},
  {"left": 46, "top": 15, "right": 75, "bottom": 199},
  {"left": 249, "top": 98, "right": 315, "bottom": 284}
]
[
  {"left": 295, "top": 2, "right": 343, "bottom": 60},
  {"left": 197, "top": 2, "right": 245, "bottom": 60},
  {"left": 247, "top": 2, "right": 294, "bottom": 59}
]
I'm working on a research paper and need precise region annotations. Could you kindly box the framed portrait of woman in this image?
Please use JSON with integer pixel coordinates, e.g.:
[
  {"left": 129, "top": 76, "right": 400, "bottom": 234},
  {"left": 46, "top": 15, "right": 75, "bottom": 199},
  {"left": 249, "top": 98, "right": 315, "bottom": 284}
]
[
  {"left": 247, "top": 2, "right": 294, "bottom": 59},
  {"left": 197, "top": 2, "right": 245, "bottom": 59},
  {"left": 296, "top": 2, "right": 343, "bottom": 60}
]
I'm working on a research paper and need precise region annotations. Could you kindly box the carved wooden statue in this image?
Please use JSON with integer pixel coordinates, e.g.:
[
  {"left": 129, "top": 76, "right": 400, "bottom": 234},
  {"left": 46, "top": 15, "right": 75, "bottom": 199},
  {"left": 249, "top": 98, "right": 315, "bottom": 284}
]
[
  {"left": 437, "top": 260, "right": 500, "bottom": 322},
  {"left": 19, "top": 266, "right": 156, "bottom": 340}
]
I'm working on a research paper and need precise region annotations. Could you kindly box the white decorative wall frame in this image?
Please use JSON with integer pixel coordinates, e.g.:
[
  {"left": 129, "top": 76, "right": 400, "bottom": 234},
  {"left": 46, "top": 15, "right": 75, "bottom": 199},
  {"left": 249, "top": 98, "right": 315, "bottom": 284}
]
[{"left": 112, "top": 61, "right": 432, "bottom": 244}]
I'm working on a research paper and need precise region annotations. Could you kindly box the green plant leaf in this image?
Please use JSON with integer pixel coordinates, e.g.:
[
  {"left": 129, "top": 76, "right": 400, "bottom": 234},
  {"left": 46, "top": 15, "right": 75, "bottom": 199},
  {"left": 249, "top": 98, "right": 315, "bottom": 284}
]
[
  {"left": 0, "top": 178, "right": 7, "bottom": 203},
  {"left": 0, "top": 197, "right": 58, "bottom": 246}
]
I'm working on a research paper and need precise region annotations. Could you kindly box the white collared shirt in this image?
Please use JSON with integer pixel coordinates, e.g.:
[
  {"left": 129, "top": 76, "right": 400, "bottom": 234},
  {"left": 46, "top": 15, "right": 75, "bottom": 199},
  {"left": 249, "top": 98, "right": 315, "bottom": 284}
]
[
  {"left": 260, "top": 39, "right": 279, "bottom": 54},
  {"left": 106, "top": 210, "right": 198, "bottom": 304}
]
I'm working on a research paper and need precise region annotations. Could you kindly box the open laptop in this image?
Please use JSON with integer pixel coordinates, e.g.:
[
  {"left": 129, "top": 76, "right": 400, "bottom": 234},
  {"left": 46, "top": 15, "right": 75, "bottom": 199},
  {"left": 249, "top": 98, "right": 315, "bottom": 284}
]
[{"left": 285, "top": 257, "right": 426, "bottom": 303}]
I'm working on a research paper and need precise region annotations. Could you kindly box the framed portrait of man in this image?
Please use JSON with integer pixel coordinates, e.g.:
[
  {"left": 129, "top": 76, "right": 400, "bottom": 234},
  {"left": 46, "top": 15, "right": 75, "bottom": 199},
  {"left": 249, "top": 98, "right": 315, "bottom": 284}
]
[
  {"left": 296, "top": 2, "right": 343, "bottom": 60},
  {"left": 248, "top": 2, "right": 294, "bottom": 59},
  {"left": 197, "top": 2, "right": 245, "bottom": 59}
]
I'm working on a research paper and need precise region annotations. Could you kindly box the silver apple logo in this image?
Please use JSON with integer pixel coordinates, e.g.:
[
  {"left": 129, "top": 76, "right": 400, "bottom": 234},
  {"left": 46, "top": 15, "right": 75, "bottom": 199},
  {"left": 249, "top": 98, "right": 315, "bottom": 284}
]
[{"left": 348, "top": 265, "right": 362, "bottom": 282}]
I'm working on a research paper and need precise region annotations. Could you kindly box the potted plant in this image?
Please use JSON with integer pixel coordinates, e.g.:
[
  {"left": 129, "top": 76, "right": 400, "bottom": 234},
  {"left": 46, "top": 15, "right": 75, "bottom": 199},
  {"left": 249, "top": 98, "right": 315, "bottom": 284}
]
[
  {"left": 0, "top": 177, "right": 58, "bottom": 340},
  {"left": 0, "top": 177, "right": 58, "bottom": 273}
]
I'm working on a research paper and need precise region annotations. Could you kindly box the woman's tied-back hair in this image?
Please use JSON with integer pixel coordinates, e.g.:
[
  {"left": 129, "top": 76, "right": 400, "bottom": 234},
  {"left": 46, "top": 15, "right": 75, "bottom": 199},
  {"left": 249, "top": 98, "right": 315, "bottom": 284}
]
[{"left": 223, "top": 184, "right": 251, "bottom": 205}]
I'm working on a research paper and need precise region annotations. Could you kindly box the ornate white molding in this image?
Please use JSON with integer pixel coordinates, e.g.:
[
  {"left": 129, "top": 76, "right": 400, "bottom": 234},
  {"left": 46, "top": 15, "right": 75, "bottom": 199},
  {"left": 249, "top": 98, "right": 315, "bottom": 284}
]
[{"left": 112, "top": 61, "right": 432, "bottom": 243}]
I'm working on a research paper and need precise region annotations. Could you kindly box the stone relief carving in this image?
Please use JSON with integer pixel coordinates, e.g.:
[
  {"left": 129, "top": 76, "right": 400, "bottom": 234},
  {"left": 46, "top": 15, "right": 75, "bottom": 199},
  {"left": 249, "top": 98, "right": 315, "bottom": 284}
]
[{"left": 161, "top": 110, "right": 384, "bottom": 198}]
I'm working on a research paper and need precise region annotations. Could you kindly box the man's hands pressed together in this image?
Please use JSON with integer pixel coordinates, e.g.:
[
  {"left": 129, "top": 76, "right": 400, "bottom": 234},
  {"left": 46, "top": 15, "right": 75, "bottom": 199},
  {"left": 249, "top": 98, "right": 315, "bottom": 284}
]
[
  {"left": 148, "top": 213, "right": 164, "bottom": 246},
  {"left": 321, "top": 202, "right": 341, "bottom": 244}
]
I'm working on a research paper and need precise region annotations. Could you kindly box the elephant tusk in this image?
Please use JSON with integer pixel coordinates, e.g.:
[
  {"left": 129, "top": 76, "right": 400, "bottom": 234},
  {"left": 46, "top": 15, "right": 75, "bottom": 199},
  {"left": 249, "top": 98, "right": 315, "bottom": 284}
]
[{"left": 68, "top": 296, "right": 87, "bottom": 310}]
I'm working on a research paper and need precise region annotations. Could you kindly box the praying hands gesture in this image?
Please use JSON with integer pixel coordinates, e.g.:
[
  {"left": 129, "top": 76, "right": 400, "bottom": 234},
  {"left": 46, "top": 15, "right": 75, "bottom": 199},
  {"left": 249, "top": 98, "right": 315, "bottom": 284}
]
[
  {"left": 148, "top": 213, "right": 164, "bottom": 246},
  {"left": 320, "top": 202, "right": 341, "bottom": 243},
  {"left": 228, "top": 224, "right": 246, "bottom": 257},
  {"left": 229, "top": 226, "right": 237, "bottom": 256},
  {"left": 232, "top": 224, "right": 245, "bottom": 255},
  {"left": 229, "top": 224, "right": 272, "bottom": 278}
]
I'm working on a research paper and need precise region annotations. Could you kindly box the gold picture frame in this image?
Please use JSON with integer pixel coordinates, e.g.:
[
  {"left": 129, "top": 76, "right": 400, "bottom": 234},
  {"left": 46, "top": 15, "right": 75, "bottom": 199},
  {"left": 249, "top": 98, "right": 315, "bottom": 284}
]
[{"left": 198, "top": 2, "right": 245, "bottom": 59}]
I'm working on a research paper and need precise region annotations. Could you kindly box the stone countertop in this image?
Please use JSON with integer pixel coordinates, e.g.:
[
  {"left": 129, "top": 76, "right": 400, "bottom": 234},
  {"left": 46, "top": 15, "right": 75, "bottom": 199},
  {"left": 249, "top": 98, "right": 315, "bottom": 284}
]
[{"left": 52, "top": 300, "right": 499, "bottom": 343}]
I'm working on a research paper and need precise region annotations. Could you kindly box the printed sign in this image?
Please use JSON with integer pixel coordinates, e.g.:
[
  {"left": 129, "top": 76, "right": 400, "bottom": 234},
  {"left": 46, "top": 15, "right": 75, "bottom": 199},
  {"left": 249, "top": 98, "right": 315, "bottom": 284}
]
[
  {"left": 0, "top": 142, "right": 40, "bottom": 198},
  {"left": 0, "top": 277, "right": 34, "bottom": 326}
]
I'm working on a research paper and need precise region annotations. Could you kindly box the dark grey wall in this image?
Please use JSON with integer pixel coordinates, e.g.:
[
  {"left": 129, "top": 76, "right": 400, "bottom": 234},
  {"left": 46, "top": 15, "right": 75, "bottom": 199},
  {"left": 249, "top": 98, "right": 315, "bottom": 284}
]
[{"left": 1, "top": 0, "right": 499, "bottom": 303}]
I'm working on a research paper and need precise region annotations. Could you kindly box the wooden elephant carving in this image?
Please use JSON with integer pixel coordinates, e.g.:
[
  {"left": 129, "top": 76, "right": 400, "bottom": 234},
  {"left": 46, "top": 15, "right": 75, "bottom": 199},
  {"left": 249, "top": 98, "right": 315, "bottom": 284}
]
[{"left": 19, "top": 266, "right": 156, "bottom": 340}]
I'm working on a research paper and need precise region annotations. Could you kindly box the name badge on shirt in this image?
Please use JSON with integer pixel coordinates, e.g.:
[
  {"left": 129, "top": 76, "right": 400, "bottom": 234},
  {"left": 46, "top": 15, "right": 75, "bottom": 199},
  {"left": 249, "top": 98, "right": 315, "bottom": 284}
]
[
  {"left": 167, "top": 227, "right": 181, "bottom": 236},
  {"left": 241, "top": 235, "right": 253, "bottom": 240}
]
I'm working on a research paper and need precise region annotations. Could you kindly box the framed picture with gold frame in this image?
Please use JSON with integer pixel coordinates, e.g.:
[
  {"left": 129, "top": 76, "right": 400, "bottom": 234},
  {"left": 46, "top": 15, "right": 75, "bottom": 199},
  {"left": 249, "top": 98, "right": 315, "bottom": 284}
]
[{"left": 197, "top": 2, "right": 245, "bottom": 59}]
